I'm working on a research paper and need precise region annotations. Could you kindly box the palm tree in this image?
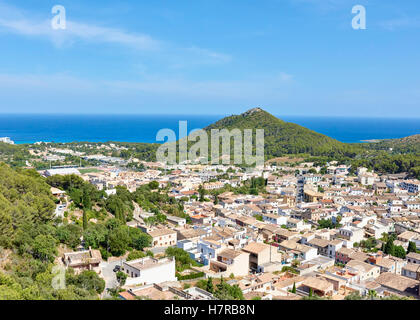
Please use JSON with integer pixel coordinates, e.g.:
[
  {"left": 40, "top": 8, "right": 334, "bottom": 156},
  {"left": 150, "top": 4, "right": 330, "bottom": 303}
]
[{"left": 368, "top": 290, "right": 377, "bottom": 300}]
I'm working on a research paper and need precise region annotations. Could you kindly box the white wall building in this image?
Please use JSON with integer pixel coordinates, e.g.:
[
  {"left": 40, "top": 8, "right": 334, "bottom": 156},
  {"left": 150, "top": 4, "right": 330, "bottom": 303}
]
[{"left": 122, "top": 257, "right": 177, "bottom": 286}]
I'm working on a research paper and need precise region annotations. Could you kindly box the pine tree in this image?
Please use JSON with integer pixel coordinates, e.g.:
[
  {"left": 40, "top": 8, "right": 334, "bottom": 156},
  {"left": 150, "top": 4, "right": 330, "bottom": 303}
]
[
  {"left": 407, "top": 241, "right": 417, "bottom": 254},
  {"left": 292, "top": 282, "right": 296, "bottom": 294},
  {"left": 206, "top": 277, "right": 214, "bottom": 294},
  {"left": 384, "top": 238, "right": 395, "bottom": 256},
  {"left": 83, "top": 210, "right": 88, "bottom": 230}
]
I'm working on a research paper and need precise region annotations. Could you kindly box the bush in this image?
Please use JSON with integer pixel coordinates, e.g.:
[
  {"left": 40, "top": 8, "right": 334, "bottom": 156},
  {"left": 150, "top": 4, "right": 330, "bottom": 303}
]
[
  {"left": 176, "top": 272, "right": 205, "bottom": 280},
  {"left": 127, "top": 250, "right": 146, "bottom": 261},
  {"left": 281, "top": 266, "right": 299, "bottom": 274}
]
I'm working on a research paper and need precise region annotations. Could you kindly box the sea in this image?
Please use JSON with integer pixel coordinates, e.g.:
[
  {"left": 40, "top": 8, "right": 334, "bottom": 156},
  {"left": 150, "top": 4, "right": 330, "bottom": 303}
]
[{"left": 0, "top": 114, "right": 419, "bottom": 145}]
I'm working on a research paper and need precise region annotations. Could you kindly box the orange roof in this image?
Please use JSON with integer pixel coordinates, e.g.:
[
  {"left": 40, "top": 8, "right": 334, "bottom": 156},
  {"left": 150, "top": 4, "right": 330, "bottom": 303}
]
[{"left": 119, "top": 291, "right": 135, "bottom": 300}]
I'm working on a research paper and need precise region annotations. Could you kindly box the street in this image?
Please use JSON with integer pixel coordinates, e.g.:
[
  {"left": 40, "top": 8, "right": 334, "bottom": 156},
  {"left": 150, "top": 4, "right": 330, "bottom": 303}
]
[{"left": 100, "top": 258, "right": 126, "bottom": 298}]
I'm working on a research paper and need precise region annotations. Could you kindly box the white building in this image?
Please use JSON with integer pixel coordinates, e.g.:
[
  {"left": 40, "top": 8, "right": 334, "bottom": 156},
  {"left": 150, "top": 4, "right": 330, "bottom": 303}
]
[
  {"left": 122, "top": 257, "right": 177, "bottom": 286},
  {"left": 263, "top": 213, "right": 288, "bottom": 225},
  {"left": 44, "top": 168, "right": 81, "bottom": 177},
  {"left": 0, "top": 137, "right": 14, "bottom": 144},
  {"left": 338, "top": 226, "right": 365, "bottom": 243}
]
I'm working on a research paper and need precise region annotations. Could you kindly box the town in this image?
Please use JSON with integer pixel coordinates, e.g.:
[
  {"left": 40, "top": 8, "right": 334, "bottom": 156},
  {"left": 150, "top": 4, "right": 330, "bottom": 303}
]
[{"left": 27, "top": 141, "right": 420, "bottom": 301}]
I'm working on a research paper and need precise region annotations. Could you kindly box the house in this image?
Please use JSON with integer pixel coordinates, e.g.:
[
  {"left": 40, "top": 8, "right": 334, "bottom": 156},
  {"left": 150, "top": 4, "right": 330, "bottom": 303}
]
[
  {"left": 307, "top": 238, "right": 329, "bottom": 257},
  {"left": 263, "top": 213, "right": 287, "bottom": 225},
  {"left": 209, "top": 249, "right": 250, "bottom": 277},
  {"left": 196, "top": 237, "right": 226, "bottom": 265},
  {"left": 166, "top": 215, "right": 187, "bottom": 227},
  {"left": 122, "top": 257, "right": 177, "bottom": 286},
  {"left": 346, "top": 260, "right": 381, "bottom": 281},
  {"left": 278, "top": 240, "right": 318, "bottom": 261},
  {"left": 402, "top": 263, "right": 420, "bottom": 280},
  {"left": 365, "top": 222, "right": 389, "bottom": 239},
  {"left": 191, "top": 214, "right": 212, "bottom": 225},
  {"left": 273, "top": 228, "right": 299, "bottom": 242},
  {"left": 303, "top": 189, "right": 323, "bottom": 203},
  {"left": 338, "top": 226, "right": 365, "bottom": 243},
  {"left": 62, "top": 248, "right": 102, "bottom": 273},
  {"left": 335, "top": 247, "right": 356, "bottom": 265},
  {"left": 242, "top": 242, "right": 282, "bottom": 273},
  {"left": 398, "top": 231, "right": 419, "bottom": 243},
  {"left": 375, "top": 272, "right": 420, "bottom": 298},
  {"left": 119, "top": 283, "right": 187, "bottom": 300},
  {"left": 370, "top": 255, "right": 397, "bottom": 274},
  {"left": 51, "top": 187, "right": 66, "bottom": 199},
  {"left": 287, "top": 218, "right": 310, "bottom": 231},
  {"left": 238, "top": 273, "right": 281, "bottom": 295},
  {"left": 407, "top": 252, "right": 420, "bottom": 265},
  {"left": 327, "top": 239, "right": 344, "bottom": 260},
  {"left": 148, "top": 228, "right": 177, "bottom": 247},
  {"left": 298, "top": 276, "right": 334, "bottom": 297},
  {"left": 373, "top": 182, "right": 387, "bottom": 194}
]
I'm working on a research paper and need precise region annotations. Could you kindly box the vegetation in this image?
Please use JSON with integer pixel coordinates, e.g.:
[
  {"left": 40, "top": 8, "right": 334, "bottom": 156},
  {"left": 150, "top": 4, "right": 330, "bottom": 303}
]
[
  {"left": 165, "top": 247, "right": 200, "bottom": 272},
  {"left": 0, "top": 163, "right": 106, "bottom": 299},
  {"left": 196, "top": 277, "right": 244, "bottom": 300},
  {"left": 382, "top": 235, "right": 406, "bottom": 259},
  {"left": 176, "top": 272, "right": 205, "bottom": 281},
  {"left": 317, "top": 218, "right": 341, "bottom": 229},
  {"left": 205, "top": 108, "right": 362, "bottom": 160}
]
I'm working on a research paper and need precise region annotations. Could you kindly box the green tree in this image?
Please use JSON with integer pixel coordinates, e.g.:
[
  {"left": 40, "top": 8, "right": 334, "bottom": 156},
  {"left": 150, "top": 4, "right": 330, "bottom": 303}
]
[
  {"left": 108, "top": 226, "right": 130, "bottom": 256},
  {"left": 83, "top": 210, "right": 88, "bottom": 230},
  {"left": 206, "top": 277, "right": 214, "bottom": 294},
  {"left": 393, "top": 245, "right": 406, "bottom": 259},
  {"left": 67, "top": 270, "right": 105, "bottom": 294},
  {"left": 383, "top": 238, "right": 395, "bottom": 256},
  {"left": 32, "top": 234, "right": 57, "bottom": 262},
  {"left": 407, "top": 241, "right": 417, "bottom": 254},
  {"left": 116, "top": 271, "right": 128, "bottom": 286},
  {"left": 128, "top": 227, "right": 152, "bottom": 251},
  {"left": 56, "top": 224, "right": 82, "bottom": 249},
  {"left": 345, "top": 292, "right": 363, "bottom": 300},
  {"left": 368, "top": 290, "right": 377, "bottom": 300},
  {"left": 198, "top": 185, "right": 205, "bottom": 202}
]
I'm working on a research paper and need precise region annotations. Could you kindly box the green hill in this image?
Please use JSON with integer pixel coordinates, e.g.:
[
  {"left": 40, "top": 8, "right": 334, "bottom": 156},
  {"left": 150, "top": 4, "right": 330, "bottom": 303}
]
[
  {"left": 362, "top": 134, "right": 420, "bottom": 154},
  {"left": 204, "top": 108, "right": 360, "bottom": 159}
]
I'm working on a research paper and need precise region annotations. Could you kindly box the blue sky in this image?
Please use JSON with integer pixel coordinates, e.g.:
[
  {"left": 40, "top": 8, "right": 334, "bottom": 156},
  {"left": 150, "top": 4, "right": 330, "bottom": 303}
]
[{"left": 0, "top": 0, "right": 419, "bottom": 117}]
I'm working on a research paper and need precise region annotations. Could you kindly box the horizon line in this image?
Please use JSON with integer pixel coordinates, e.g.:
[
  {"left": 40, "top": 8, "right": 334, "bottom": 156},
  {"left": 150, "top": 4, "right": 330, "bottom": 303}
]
[{"left": 0, "top": 112, "right": 419, "bottom": 120}]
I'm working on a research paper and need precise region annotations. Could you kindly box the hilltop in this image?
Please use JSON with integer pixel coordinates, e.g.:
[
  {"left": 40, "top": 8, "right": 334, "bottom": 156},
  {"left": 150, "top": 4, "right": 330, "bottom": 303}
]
[{"left": 204, "top": 108, "right": 360, "bottom": 159}]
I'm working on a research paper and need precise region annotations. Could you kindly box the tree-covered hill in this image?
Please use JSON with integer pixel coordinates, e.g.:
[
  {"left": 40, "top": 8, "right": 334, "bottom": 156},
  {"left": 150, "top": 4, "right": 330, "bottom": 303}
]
[
  {"left": 360, "top": 134, "right": 420, "bottom": 154},
  {"left": 204, "top": 108, "right": 362, "bottom": 159},
  {"left": 0, "top": 163, "right": 56, "bottom": 247}
]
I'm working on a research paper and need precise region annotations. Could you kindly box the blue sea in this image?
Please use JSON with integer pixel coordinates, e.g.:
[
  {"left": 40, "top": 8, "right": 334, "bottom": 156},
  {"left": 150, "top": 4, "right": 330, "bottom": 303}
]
[{"left": 0, "top": 114, "right": 419, "bottom": 144}]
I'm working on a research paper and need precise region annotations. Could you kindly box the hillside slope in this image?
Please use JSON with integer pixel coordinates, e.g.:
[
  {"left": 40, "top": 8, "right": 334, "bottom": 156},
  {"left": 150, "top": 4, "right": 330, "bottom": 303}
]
[
  {"left": 204, "top": 108, "right": 360, "bottom": 159},
  {"left": 362, "top": 134, "right": 420, "bottom": 154}
]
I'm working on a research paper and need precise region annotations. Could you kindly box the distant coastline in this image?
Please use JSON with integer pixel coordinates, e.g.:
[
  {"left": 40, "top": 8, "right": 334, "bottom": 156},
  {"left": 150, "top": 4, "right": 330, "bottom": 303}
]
[
  {"left": 360, "top": 139, "right": 383, "bottom": 143},
  {"left": 0, "top": 114, "right": 418, "bottom": 145}
]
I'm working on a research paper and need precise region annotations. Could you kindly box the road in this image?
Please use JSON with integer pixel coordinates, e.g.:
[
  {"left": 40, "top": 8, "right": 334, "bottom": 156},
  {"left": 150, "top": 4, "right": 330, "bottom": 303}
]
[{"left": 100, "top": 258, "right": 126, "bottom": 298}]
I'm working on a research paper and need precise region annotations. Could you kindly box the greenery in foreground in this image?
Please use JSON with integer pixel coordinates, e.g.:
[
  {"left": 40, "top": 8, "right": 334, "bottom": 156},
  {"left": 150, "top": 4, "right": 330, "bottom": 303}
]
[{"left": 0, "top": 163, "right": 106, "bottom": 299}]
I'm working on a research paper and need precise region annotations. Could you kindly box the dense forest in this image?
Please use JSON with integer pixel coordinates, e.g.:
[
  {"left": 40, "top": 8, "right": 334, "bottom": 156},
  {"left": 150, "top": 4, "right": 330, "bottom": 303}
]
[
  {"left": 0, "top": 163, "right": 106, "bottom": 299},
  {"left": 204, "top": 108, "right": 362, "bottom": 159}
]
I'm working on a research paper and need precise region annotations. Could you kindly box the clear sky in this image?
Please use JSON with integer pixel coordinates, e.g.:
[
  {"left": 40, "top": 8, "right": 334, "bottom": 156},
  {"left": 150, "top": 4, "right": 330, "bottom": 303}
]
[{"left": 0, "top": 0, "right": 419, "bottom": 117}]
